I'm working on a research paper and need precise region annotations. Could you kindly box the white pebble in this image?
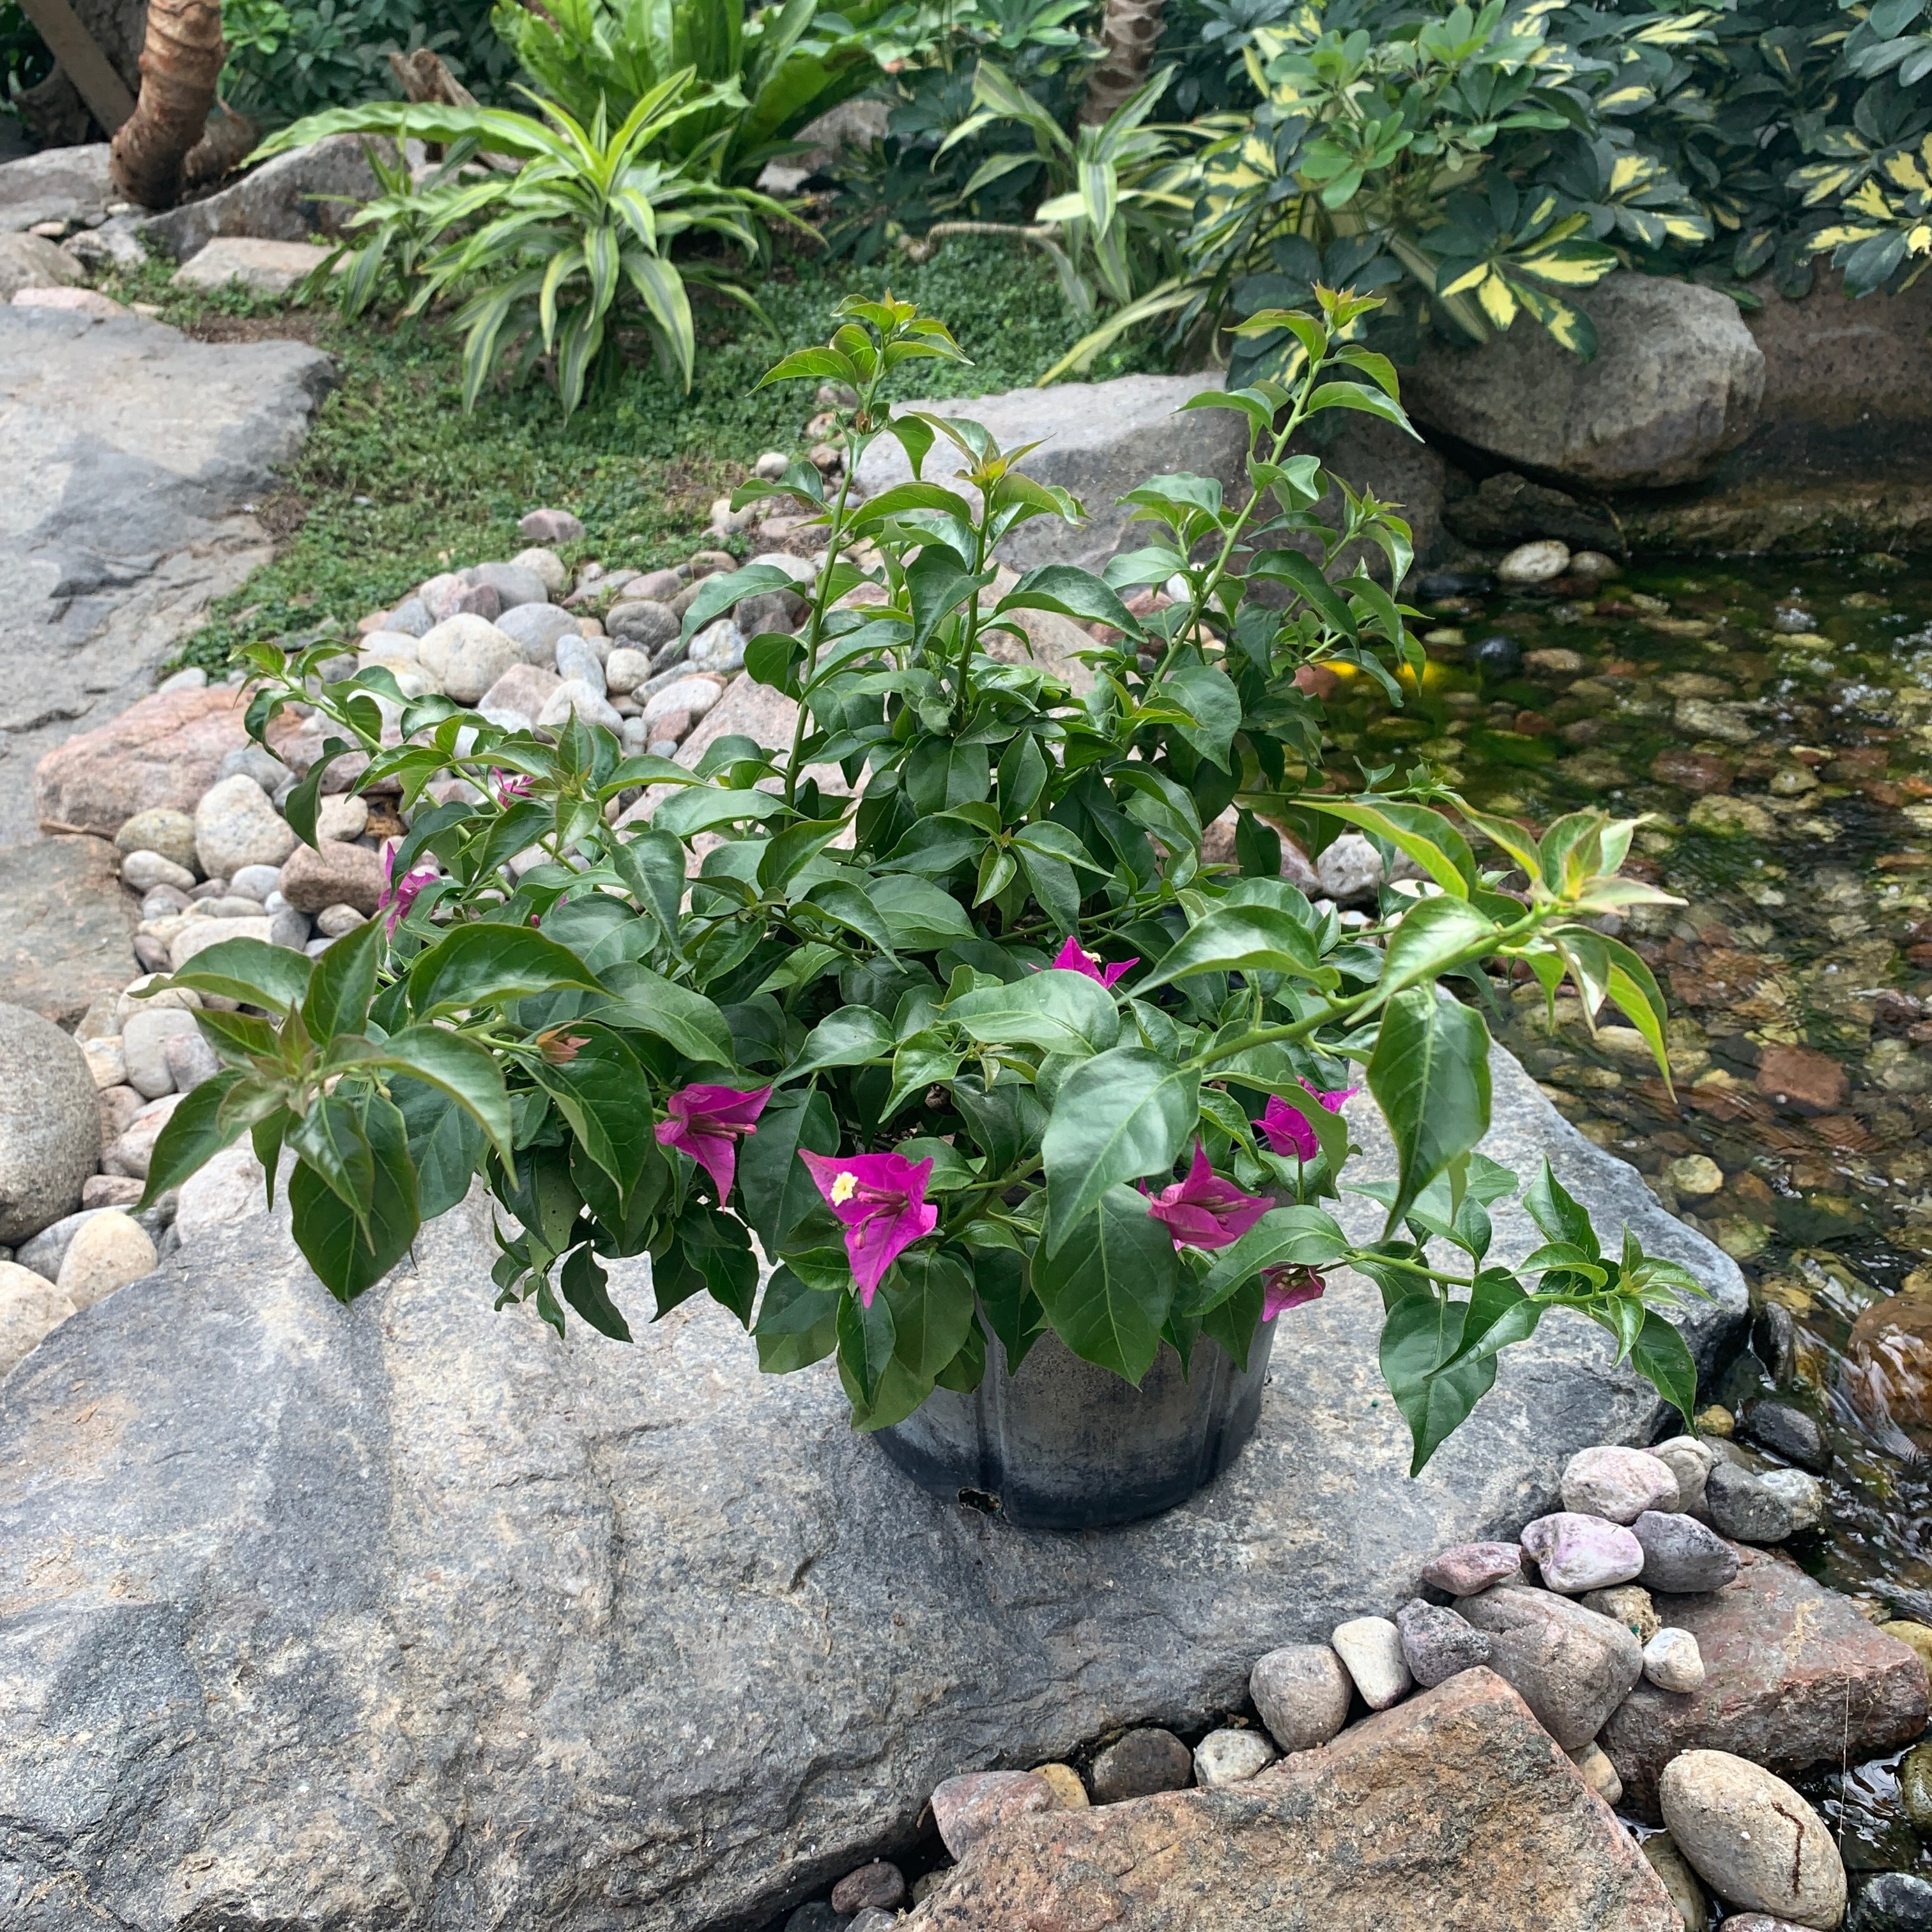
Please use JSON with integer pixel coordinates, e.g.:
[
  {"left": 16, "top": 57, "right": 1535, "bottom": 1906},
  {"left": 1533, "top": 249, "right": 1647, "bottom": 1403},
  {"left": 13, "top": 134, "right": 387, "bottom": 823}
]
[
  {"left": 1193, "top": 1728, "right": 1278, "bottom": 1788},
  {"left": 1330, "top": 1616, "right": 1413, "bottom": 1710},
  {"left": 1643, "top": 1627, "right": 1706, "bottom": 1694}
]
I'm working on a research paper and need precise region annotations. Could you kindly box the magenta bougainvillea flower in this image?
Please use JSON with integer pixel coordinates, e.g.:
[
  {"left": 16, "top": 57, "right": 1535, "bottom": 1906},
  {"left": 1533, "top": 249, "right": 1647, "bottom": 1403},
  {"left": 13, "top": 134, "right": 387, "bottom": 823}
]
[
  {"left": 654, "top": 1084, "right": 772, "bottom": 1201},
  {"left": 1144, "top": 1142, "right": 1270, "bottom": 1250},
  {"left": 1050, "top": 935, "right": 1138, "bottom": 989},
  {"left": 378, "top": 845, "right": 440, "bottom": 936},
  {"left": 1254, "top": 1082, "right": 1361, "bottom": 1161},
  {"left": 799, "top": 1148, "right": 939, "bottom": 1305},
  {"left": 1262, "top": 1264, "right": 1327, "bottom": 1320},
  {"left": 490, "top": 769, "right": 535, "bottom": 804}
]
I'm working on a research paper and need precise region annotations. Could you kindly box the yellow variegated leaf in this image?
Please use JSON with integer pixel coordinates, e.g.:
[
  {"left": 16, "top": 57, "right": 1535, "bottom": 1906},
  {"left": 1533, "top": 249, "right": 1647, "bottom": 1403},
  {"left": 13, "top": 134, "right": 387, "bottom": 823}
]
[
  {"left": 1662, "top": 211, "right": 1715, "bottom": 241},
  {"left": 1911, "top": 221, "right": 1932, "bottom": 252},
  {"left": 1609, "top": 151, "right": 1653, "bottom": 194},
  {"left": 1811, "top": 222, "right": 1880, "bottom": 247},
  {"left": 1515, "top": 244, "right": 1616, "bottom": 286},
  {"left": 1517, "top": 282, "right": 1594, "bottom": 353},
  {"left": 1882, "top": 150, "right": 1931, "bottom": 193},
  {"left": 1438, "top": 261, "right": 1492, "bottom": 298},
  {"left": 1598, "top": 84, "right": 1657, "bottom": 111},
  {"left": 1477, "top": 271, "right": 1519, "bottom": 330}
]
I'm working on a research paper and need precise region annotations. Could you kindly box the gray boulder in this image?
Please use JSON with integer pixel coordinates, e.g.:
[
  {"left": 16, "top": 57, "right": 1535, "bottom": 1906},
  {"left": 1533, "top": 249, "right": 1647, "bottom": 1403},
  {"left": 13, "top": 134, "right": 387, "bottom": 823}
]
[
  {"left": 854, "top": 371, "right": 1250, "bottom": 572},
  {"left": 1457, "top": 1585, "right": 1645, "bottom": 1749},
  {"left": 0, "top": 1044, "right": 1742, "bottom": 1931},
  {"left": 0, "top": 143, "right": 114, "bottom": 234},
  {"left": 0, "top": 232, "right": 85, "bottom": 301},
  {"left": 138, "top": 135, "right": 392, "bottom": 261},
  {"left": 0, "top": 307, "right": 335, "bottom": 845},
  {"left": 0, "top": 1002, "right": 102, "bottom": 1243},
  {"left": 1403, "top": 273, "right": 1765, "bottom": 490}
]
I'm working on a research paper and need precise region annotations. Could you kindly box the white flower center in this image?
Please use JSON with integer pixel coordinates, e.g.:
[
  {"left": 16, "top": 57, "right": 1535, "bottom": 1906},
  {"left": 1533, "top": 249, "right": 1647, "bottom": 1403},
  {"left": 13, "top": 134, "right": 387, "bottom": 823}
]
[{"left": 830, "top": 1171, "right": 858, "bottom": 1204}]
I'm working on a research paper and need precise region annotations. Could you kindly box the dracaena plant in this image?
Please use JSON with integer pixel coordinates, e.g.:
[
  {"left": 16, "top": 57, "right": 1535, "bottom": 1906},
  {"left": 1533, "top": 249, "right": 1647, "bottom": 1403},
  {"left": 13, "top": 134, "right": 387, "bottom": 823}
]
[{"left": 136, "top": 289, "right": 1706, "bottom": 1474}]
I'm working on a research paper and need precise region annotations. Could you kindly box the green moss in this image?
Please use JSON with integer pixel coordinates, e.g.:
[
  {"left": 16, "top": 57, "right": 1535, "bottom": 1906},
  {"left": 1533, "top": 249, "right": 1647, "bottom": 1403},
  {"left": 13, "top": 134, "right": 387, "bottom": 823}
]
[{"left": 101, "top": 236, "right": 1168, "bottom": 675}]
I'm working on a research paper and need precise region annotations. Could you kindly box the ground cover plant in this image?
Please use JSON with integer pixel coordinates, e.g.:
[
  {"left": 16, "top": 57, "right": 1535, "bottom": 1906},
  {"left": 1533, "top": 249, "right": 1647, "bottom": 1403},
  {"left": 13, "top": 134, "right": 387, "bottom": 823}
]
[
  {"left": 104, "top": 234, "right": 1161, "bottom": 676},
  {"left": 137, "top": 290, "right": 1707, "bottom": 1473}
]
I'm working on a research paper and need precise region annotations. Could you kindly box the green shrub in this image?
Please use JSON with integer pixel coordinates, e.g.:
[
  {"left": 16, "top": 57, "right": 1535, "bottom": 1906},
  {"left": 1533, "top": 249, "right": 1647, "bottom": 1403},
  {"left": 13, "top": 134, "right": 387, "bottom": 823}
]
[
  {"left": 142, "top": 291, "right": 1704, "bottom": 1471},
  {"left": 220, "top": 0, "right": 518, "bottom": 125}
]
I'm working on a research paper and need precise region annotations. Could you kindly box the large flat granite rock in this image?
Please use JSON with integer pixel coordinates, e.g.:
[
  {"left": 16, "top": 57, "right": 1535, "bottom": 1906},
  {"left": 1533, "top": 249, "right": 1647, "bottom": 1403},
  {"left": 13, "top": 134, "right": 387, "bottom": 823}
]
[
  {"left": 0, "top": 306, "right": 334, "bottom": 845},
  {"left": 0, "top": 1046, "right": 1745, "bottom": 1931}
]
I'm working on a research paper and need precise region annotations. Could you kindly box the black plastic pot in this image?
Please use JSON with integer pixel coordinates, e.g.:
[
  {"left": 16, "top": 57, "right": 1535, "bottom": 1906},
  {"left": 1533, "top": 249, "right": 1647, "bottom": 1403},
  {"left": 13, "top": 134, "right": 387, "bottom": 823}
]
[{"left": 875, "top": 1321, "right": 1276, "bottom": 1530}]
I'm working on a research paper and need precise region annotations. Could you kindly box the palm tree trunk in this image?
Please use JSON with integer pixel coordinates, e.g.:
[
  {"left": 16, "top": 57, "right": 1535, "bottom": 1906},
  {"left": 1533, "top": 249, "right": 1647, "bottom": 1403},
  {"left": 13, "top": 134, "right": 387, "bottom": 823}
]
[
  {"left": 1078, "top": 0, "right": 1167, "bottom": 126},
  {"left": 109, "top": 0, "right": 224, "bottom": 210}
]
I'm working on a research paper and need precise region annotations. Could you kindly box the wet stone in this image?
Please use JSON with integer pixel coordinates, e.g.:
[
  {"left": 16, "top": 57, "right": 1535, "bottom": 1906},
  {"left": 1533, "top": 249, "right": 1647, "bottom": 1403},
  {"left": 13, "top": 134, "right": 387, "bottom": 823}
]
[
  {"left": 1705, "top": 1461, "right": 1821, "bottom": 1544},
  {"left": 1740, "top": 1400, "right": 1830, "bottom": 1473},
  {"left": 1853, "top": 1871, "right": 1932, "bottom": 1931}
]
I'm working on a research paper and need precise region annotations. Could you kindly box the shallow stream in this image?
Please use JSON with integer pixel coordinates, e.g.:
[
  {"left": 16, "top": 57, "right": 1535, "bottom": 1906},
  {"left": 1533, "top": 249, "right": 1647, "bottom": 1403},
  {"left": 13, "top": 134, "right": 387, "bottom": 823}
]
[{"left": 1333, "top": 552, "right": 1932, "bottom": 1871}]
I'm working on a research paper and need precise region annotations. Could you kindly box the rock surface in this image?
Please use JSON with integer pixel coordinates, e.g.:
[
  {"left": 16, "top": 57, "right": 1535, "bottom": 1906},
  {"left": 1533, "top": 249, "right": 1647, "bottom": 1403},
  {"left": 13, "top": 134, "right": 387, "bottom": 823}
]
[
  {"left": 1659, "top": 1751, "right": 1845, "bottom": 1928},
  {"left": 1600, "top": 1545, "right": 1929, "bottom": 1820},
  {"left": 0, "top": 1261, "right": 75, "bottom": 1377},
  {"left": 0, "top": 1001, "right": 102, "bottom": 1242},
  {"left": 903, "top": 1672, "right": 1678, "bottom": 1931},
  {"left": 0, "top": 1042, "right": 1744, "bottom": 1931},
  {"left": 1457, "top": 1584, "right": 1644, "bottom": 1749},
  {"left": 854, "top": 372, "right": 1250, "bottom": 572},
  {"left": 140, "top": 136, "right": 387, "bottom": 260},
  {"left": 0, "top": 835, "right": 138, "bottom": 1022},
  {"left": 1404, "top": 273, "right": 1765, "bottom": 489},
  {"left": 4, "top": 312, "right": 334, "bottom": 845}
]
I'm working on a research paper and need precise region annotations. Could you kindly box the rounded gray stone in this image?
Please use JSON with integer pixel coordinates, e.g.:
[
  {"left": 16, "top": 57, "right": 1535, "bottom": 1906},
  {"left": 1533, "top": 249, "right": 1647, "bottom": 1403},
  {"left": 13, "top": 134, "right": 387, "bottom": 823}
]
[
  {"left": 1455, "top": 1583, "right": 1643, "bottom": 1751},
  {"left": 1193, "top": 1727, "right": 1278, "bottom": 1788},
  {"left": 496, "top": 601, "right": 580, "bottom": 664},
  {"left": 606, "top": 599, "right": 679, "bottom": 651},
  {"left": 0, "top": 1002, "right": 102, "bottom": 1243},
  {"left": 1396, "top": 1597, "right": 1492, "bottom": 1688},
  {"left": 1090, "top": 1726, "right": 1192, "bottom": 1803},
  {"left": 1250, "top": 1643, "right": 1352, "bottom": 1754},
  {"left": 1705, "top": 1460, "right": 1820, "bottom": 1544},
  {"left": 1632, "top": 1510, "right": 1740, "bottom": 1593}
]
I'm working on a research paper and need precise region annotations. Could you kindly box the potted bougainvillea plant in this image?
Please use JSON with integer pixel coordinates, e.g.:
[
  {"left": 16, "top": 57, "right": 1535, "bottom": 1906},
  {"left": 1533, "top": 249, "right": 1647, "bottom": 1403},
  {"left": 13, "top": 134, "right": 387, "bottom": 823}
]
[{"left": 139, "top": 289, "right": 1704, "bottom": 1528}]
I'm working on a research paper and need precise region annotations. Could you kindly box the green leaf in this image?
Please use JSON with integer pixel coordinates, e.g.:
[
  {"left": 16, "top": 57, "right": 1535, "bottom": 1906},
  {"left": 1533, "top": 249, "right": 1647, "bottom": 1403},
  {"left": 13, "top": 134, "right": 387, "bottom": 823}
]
[
  {"left": 289, "top": 1092, "right": 376, "bottom": 1224},
  {"left": 1314, "top": 800, "right": 1476, "bottom": 897},
  {"left": 373, "top": 1024, "right": 514, "bottom": 1164},
  {"left": 1307, "top": 379, "right": 1422, "bottom": 438},
  {"left": 754, "top": 1264, "right": 841, "bottom": 1373},
  {"left": 288, "top": 1092, "right": 420, "bottom": 1301},
  {"left": 163, "top": 938, "right": 313, "bottom": 1016},
  {"left": 531, "top": 1023, "right": 657, "bottom": 1200},
  {"left": 409, "top": 924, "right": 603, "bottom": 1017},
  {"left": 1367, "top": 988, "right": 1491, "bottom": 1233},
  {"left": 1381, "top": 1291, "right": 1499, "bottom": 1474},
  {"left": 1193, "top": 1205, "right": 1347, "bottom": 1314},
  {"left": 738, "top": 1086, "right": 838, "bottom": 1250},
  {"left": 778, "top": 1007, "right": 894, "bottom": 1085},
  {"left": 560, "top": 1243, "right": 632, "bottom": 1342},
  {"left": 1249, "top": 548, "right": 1357, "bottom": 636},
  {"left": 944, "top": 970, "right": 1122, "bottom": 1057},
  {"left": 883, "top": 1248, "right": 976, "bottom": 1381},
  {"left": 1032, "top": 1181, "right": 1179, "bottom": 1384},
  {"left": 678, "top": 561, "right": 804, "bottom": 642},
  {"left": 1137, "top": 904, "right": 1335, "bottom": 992},
  {"left": 1042, "top": 1048, "right": 1199, "bottom": 1255},
  {"left": 836, "top": 1287, "right": 897, "bottom": 1410},
  {"left": 1629, "top": 1308, "right": 1699, "bottom": 1432},
  {"left": 870, "top": 874, "right": 976, "bottom": 951},
  {"left": 1158, "top": 663, "right": 1242, "bottom": 770},
  {"left": 653, "top": 784, "right": 790, "bottom": 839},
  {"left": 1523, "top": 1157, "right": 1599, "bottom": 1261},
  {"left": 997, "top": 563, "right": 1142, "bottom": 638},
  {"left": 302, "top": 915, "right": 384, "bottom": 1041},
  {"left": 1376, "top": 895, "right": 1499, "bottom": 1002},
  {"left": 393, "top": 1073, "right": 486, "bottom": 1220},
  {"left": 137, "top": 1070, "right": 249, "bottom": 1208},
  {"left": 595, "top": 961, "right": 735, "bottom": 1066}
]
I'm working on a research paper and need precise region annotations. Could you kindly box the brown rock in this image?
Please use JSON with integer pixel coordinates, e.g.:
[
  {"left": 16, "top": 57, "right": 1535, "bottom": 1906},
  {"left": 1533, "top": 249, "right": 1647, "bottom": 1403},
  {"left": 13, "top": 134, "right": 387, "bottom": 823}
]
[
  {"left": 33, "top": 686, "right": 255, "bottom": 837},
  {"left": 279, "top": 840, "right": 387, "bottom": 917},
  {"left": 1846, "top": 1292, "right": 1932, "bottom": 1441},
  {"left": 1754, "top": 1043, "right": 1848, "bottom": 1116},
  {"left": 929, "top": 1772, "right": 1053, "bottom": 1859},
  {"left": 98, "top": 1084, "right": 145, "bottom": 1146},
  {"left": 831, "top": 1862, "right": 905, "bottom": 1915},
  {"left": 903, "top": 1672, "right": 1678, "bottom": 1932},
  {"left": 1652, "top": 748, "right": 1735, "bottom": 794},
  {"left": 1600, "top": 1545, "right": 1929, "bottom": 1820},
  {"left": 0, "top": 834, "right": 139, "bottom": 1026}
]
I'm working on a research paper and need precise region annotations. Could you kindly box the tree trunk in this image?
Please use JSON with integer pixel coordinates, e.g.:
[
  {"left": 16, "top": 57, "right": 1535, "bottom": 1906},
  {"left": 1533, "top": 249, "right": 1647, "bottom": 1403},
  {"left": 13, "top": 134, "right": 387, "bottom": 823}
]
[
  {"left": 1078, "top": 0, "right": 1168, "bottom": 126},
  {"left": 109, "top": 0, "right": 224, "bottom": 211}
]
